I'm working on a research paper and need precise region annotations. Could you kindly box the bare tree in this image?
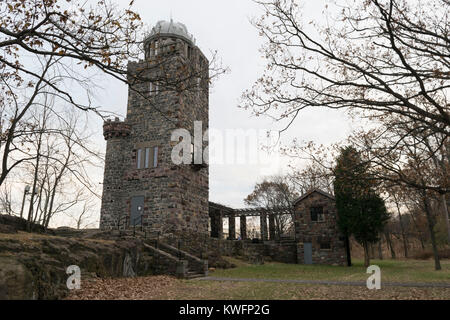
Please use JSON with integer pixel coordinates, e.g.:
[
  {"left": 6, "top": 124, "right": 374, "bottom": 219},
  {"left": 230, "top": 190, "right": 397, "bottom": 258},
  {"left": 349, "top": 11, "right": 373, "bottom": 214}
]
[
  {"left": 8, "top": 88, "right": 103, "bottom": 228},
  {"left": 389, "top": 188, "right": 409, "bottom": 258},
  {"left": 0, "top": 177, "right": 15, "bottom": 215},
  {"left": 242, "top": 0, "right": 449, "bottom": 140},
  {"left": 288, "top": 162, "right": 334, "bottom": 195},
  {"left": 244, "top": 175, "right": 298, "bottom": 238},
  {"left": 64, "top": 192, "right": 98, "bottom": 229},
  {"left": 0, "top": 0, "right": 226, "bottom": 190}
]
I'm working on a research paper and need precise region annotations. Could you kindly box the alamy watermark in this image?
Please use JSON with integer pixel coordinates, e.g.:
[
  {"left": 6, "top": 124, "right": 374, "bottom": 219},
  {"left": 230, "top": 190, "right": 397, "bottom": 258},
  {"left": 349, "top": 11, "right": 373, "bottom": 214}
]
[
  {"left": 366, "top": 265, "right": 381, "bottom": 290},
  {"left": 66, "top": 265, "right": 81, "bottom": 290},
  {"left": 170, "top": 121, "right": 281, "bottom": 173}
]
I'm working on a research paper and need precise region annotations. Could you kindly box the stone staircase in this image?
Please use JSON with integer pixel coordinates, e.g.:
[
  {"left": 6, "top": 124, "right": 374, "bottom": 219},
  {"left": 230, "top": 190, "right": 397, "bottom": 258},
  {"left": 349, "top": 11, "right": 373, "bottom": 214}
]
[
  {"left": 144, "top": 239, "right": 208, "bottom": 279},
  {"left": 84, "top": 227, "right": 208, "bottom": 279}
]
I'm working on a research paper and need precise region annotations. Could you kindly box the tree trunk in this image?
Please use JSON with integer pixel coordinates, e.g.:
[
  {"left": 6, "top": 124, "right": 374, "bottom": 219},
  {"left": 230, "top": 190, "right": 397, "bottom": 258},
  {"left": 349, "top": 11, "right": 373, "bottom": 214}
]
[
  {"left": 423, "top": 195, "right": 441, "bottom": 271},
  {"left": 419, "top": 237, "right": 425, "bottom": 250},
  {"left": 440, "top": 193, "right": 450, "bottom": 245},
  {"left": 363, "top": 241, "right": 370, "bottom": 267},
  {"left": 370, "top": 243, "right": 375, "bottom": 259},
  {"left": 378, "top": 239, "right": 383, "bottom": 260},
  {"left": 345, "top": 236, "right": 352, "bottom": 266},
  {"left": 395, "top": 200, "right": 408, "bottom": 258},
  {"left": 385, "top": 230, "right": 396, "bottom": 259},
  {"left": 409, "top": 210, "right": 425, "bottom": 250}
]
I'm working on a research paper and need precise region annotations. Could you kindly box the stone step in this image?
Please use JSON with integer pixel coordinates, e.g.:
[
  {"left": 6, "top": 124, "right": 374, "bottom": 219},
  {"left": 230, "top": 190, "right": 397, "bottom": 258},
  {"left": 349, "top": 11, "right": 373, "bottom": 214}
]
[{"left": 185, "top": 272, "right": 205, "bottom": 279}]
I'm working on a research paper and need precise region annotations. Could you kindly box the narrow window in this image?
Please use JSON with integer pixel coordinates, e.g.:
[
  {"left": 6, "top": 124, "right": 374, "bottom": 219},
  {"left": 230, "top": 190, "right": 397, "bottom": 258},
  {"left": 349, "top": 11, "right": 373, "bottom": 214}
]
[
  {"left": 149, "top": 43, "right": 154, "bottom": 57},
  {"left": 153, "top": 146, "right": 158, "bottom": 167},
  {"left": 144, "top": 148, "right": 150, "bottom": 168},
  {"left": 196, "top": 77, "right": 201, "bottom": 97},
  {"left": 137, "top": 149, "right": 142, "bottom": 169},
  {"left": 154, "top": 40, "right": 159, "bottom": 55},
  {"left": 310, "top": 206, "right": 324, "bottom": 222},
  {"left": 320, "top": 242, "right": 331, "bottom": 250},
  {"left": 149, "top": 82, "right": 153, "bottom": 95}
]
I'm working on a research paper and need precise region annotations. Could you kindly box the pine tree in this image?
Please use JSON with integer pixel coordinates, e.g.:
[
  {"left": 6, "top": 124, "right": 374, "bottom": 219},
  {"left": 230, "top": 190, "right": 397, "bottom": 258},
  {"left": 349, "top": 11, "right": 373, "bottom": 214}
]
[{"left": 334, "top": 147, "right": 389, "bottom": 267}]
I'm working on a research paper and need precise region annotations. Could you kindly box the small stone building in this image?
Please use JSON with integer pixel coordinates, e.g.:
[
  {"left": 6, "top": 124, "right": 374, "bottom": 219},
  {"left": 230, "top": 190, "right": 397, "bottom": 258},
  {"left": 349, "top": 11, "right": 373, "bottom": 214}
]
[{"left": 294, "top": 189, "right": 347, "bottom": 265}]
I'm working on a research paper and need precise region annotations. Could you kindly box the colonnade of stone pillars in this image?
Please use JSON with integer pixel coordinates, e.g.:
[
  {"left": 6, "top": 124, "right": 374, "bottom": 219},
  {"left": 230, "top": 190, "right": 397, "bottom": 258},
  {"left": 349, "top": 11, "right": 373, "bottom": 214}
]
[
  {"left": 209, "top": 207, "right": 279, "bottom": 241},
  {"left": 227, "top": 214, "right": 274, "bottom": 240}
]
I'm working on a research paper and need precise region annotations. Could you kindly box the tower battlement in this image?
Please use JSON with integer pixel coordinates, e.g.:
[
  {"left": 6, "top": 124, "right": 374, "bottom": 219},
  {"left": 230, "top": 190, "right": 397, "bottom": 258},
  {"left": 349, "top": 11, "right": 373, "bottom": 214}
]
[{"left": 103, "top": 118, "right": 131, "bottom": 140}]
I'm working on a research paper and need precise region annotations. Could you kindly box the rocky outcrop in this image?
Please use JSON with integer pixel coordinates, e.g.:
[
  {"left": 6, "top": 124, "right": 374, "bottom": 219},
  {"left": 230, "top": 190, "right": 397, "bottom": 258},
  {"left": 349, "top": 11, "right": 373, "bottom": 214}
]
[
  {"left": 0, "top": 215, "right": 47, "bottom": 234},
  {"left": 0, "top": 214, "right": 215, "bottom": 300},
  {"left": 0, "top": 232, "right": 156, "bottom": 300}
]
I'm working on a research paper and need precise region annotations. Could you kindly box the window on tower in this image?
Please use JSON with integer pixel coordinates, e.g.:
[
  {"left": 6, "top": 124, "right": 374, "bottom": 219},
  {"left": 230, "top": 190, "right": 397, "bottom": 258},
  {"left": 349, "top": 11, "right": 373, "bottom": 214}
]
[
  {"left": 136, "top": 146, "right": 159, "bottom": 169},
  {"left": 196, "top": 77, "right": 201, "bottom": 98},
  {"left": 154, "top": 39, "right": 159, "bottom": 56},
  {"left": 137, "top": 149, "right": 142, "bottom": 169},
  {"left": 187, "top": 45, "right": 193, "bottom": 59},
  {"left": 149, "top": 82, "right": 159, "bottom": 95}
]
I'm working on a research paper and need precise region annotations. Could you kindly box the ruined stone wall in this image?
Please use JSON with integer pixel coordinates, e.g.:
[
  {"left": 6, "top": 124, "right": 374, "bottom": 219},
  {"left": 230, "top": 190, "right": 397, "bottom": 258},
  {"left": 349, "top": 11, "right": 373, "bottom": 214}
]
[
  {"left": 161, "top": 231, "right": 298, "bottom": 266},
  {"left": 264, "top": 241, "right": 298, "bottom": 264},
  {"left": 294, "top": 192, "right": 347, "bottom": 265}
]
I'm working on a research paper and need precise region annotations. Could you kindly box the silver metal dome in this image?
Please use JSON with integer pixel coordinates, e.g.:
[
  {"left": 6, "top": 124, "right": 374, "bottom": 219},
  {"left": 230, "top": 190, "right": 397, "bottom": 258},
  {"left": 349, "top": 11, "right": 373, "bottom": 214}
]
[{"left": 145, "top": 19, "right": 195, "bottom": 45}]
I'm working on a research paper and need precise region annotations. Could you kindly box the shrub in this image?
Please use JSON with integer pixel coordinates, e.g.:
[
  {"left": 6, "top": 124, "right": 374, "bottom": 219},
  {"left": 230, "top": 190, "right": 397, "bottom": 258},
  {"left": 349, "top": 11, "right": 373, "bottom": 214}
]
[{"left": 411, "top": 248, "right": 450, "bottom": 260}]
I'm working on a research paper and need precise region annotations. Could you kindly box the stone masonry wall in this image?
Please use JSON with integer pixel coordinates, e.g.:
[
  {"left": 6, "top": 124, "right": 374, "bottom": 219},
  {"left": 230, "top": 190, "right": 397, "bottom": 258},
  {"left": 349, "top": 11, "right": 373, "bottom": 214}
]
[
  {"left": 294, "top": 191, "right": 347, "bottom": 265},
  {"left": 100, "top": 32, "right": 209, "bottom": 234}
]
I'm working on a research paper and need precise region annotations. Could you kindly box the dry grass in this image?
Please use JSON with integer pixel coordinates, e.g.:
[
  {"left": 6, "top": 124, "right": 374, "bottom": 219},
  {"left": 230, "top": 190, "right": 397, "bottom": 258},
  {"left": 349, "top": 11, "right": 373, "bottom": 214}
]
[
  {"left": 0, "top": 231, "right": 115, "bottom": 245},
  {"left": 212, "top": 258, "right": 450, "bottom": 283}
]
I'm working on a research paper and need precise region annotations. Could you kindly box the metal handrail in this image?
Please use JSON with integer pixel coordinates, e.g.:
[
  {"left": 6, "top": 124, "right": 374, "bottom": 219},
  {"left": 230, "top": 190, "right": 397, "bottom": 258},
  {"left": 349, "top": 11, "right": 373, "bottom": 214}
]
[
  {"left": 132, "top": 214, "right": 144, "bottom": 236},
  {"left": 114, "top": 214, "right": 162, "bottom": 240},
  {"left": 116, "top": 215, "right": 130, "bottom": 230}
]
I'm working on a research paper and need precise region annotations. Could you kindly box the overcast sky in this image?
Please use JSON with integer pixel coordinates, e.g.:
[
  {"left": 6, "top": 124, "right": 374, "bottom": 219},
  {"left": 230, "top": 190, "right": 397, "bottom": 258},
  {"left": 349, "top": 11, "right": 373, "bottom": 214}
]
[{"left": 78, "top": 0, "right": 355, "bottom": 226}]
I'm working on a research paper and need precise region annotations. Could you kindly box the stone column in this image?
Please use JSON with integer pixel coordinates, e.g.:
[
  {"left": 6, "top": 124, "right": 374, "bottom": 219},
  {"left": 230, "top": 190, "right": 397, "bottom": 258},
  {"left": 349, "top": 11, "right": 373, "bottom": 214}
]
[
  {"left": 240, "top": 215, "right": 247, "bottom": 240},
  {"left": 228, "top": 214, "right": 236, "bottom": 240},
  {"left": 268, "top": 214, "right": 276, "bottom": 240},
  {"left": 260, "top": 213, "right": 268, "bottom": 241},
  {"left": 210, "top": 209, "right": 223, "bottom": 239},
  {"left": 218, "top": 209, "right": 223, "bottom": 239}
]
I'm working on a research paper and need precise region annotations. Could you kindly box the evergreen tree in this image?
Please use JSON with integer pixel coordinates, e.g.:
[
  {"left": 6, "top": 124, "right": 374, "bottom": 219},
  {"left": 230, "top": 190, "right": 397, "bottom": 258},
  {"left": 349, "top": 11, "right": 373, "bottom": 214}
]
[{"left": 334, "top": 147, "right": 389, "bottom": 267}]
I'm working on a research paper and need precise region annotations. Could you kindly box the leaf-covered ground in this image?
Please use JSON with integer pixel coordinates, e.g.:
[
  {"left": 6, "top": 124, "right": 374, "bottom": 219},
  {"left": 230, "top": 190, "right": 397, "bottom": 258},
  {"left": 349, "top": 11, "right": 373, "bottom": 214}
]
[
  {"left": 66, "top": 275, "right": 450, "bottom": 300},
  {"left": 66, "top": 258, "right": 450, "bottom": 300}
]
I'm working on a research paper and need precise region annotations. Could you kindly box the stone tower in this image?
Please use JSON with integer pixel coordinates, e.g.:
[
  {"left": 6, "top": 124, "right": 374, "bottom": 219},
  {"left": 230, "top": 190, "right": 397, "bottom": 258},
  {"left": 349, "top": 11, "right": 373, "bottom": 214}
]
[{"left": 100, "top": 20, "right": 209, "bottom": 234}]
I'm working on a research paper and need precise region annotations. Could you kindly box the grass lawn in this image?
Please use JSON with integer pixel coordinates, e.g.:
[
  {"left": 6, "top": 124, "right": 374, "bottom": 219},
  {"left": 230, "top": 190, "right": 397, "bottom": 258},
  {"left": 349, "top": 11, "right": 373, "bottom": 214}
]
[{"left": 209, "top": 257, "right": 450, "bottom": 283}]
